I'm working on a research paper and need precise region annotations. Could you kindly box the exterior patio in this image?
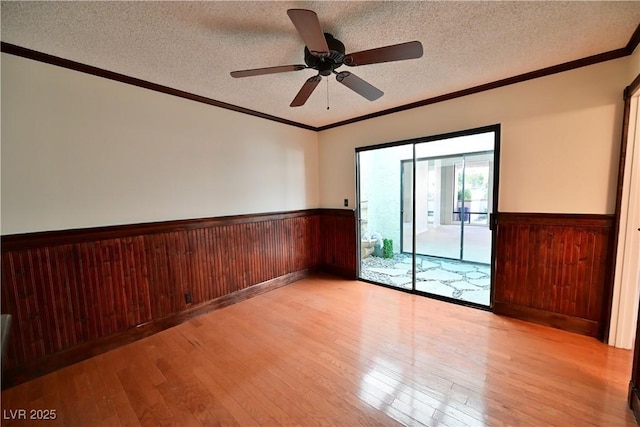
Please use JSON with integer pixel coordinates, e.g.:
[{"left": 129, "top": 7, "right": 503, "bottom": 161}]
[
  {"left": 360, "top": 253, "right": 491, "bottom": 306},
  {"left": 403, "top": 223, "right": 492, "bottom": 264}
]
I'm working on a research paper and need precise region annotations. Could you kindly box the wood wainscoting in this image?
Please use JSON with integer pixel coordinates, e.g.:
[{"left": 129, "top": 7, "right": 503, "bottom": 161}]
[
  {"left": 0, "top": 209, "right": 356, "bottom": 387},
  {"left": 318, "top": 209, "right": 358, "bottom": 279},
  {"left": 493, "top": 212, "right": 615, "bottom": 339}
]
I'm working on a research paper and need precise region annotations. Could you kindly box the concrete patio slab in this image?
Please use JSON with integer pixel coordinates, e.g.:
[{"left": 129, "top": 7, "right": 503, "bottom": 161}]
[
  {"left": 449, "top": 280, "right": 481, "bottom": 290},
  {"left": 393, "top": 263, "right": 413, "bottom": 271},
  {"left": 469, "top": 278, "right": 491, "bottom": 287},
  {"left": 368, "top": 267, "right": 408, "bottom": 277},
  {"left": 415, "top": 281, "right": 456, "bottom": 298},
  {"left": 390, "top": 276, "right": 412, "bottom": 287},
  {"left": 416, "top": 270, "right": 463, "bottom": 281},
  {"left": 466, "top": 271, "right": 487, "bottom": 279},
  {"left": 459, "top": 290, "right": 491, "bottom": 305},
  {"left": 440, "top": 262, "right": 478, "bottom": 273},
  {"left": 360, "top": 254, "right": 491, "bottom": 306},
  {"left": 419, "top": 259, "right": 441, "bottom": 269}
]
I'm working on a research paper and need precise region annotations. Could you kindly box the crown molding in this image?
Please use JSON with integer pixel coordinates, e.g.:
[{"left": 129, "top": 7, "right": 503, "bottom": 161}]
[
  {"left": 317, "top": 47, "right": 630, "bottom": 131},
  {"left": 2, "top": 22, "right": 639, "bottom": 132},
  {"left": 0, "top": 42, "right": 316, "bottom": 131}
]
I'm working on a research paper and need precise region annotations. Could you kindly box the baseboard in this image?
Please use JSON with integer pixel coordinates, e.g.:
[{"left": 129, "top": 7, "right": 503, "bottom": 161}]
[
  {"left": 320, "top": 264, "right": 357, "bottom": 280},
  {"left": 2, "top": 269, "right": 309, "bottom": 390},
  {"left": 493, "top": 301, "right": 600, "bottom": 338}
]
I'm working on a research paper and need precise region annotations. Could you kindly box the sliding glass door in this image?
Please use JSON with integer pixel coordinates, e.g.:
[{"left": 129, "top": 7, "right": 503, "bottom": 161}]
[{"left": 357, "top": 126, "right": 499, "bottom": 308}]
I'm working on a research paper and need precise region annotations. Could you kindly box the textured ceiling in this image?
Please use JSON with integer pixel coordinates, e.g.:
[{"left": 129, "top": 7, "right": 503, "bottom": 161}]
[{"left": 2, "top": 1, "right": 640, "bottom": 128}]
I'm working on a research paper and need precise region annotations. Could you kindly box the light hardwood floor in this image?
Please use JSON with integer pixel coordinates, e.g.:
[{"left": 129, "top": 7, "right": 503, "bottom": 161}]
[{"left": 1, "top": 275, "right": 637, "bottom": 426}]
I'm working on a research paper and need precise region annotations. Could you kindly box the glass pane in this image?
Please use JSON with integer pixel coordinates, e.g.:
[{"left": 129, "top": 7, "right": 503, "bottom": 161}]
[
  {"left": 462, "top": 153, "right": 493, "bottom": 264},
  {"left": 412, "top": 156, "right": 462, "bottom": 260},
  {"left": 358, "top": 145, "right": 413, "bottom": 290}
]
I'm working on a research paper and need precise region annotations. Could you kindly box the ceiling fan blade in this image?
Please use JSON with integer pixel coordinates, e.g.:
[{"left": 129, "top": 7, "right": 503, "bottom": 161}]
[
  {"left": 290, "top": 75, "right": 322, "bottom": 107},
  {"left": 344, "top": 41, "right": 423, "bottom": 66},
  {"left": 335, "top": 72, "right": 383, "bottom": 101},
  {"left": 230, "top": 64, "right": 307, "bottom": 78},
  {"left": 287, "top": 9, "right": 329, "bottom": 57}
]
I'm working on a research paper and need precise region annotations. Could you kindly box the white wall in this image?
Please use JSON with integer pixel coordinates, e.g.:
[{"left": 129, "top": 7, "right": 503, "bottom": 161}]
[
  {"left": 1, "top": 54, "right": 319, "bottom": 234},
  {"left": 3, "top": 53, "right": 633, "bottom": 235},
  {"left": 318, "top": 56, "right": 635, "bottom": 215}
]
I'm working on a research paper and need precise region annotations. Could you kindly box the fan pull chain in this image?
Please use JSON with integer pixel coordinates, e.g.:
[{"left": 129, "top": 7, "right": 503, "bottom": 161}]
[{"left": 326, "top": 77, "right": 330, "bottom": 110}]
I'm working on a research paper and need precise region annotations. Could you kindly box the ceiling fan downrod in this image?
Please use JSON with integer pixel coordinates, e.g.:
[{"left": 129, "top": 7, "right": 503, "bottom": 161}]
[{"left": 326, "top": 77, "right": 330, "bottom": 110}]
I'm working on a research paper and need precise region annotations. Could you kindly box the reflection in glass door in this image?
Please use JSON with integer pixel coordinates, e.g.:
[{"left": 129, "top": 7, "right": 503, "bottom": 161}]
[
  {"left": 402, "top": 151, "right": 493, "bottom": 263},
  {"left": 357, "top": 126, "right": 499, "bottom": 308},
  {"left": 458, "top": 153, "right": 493, "bottom": 264},
  {"left": 402, "top": 156, "right": 463, "bottom": 260}
]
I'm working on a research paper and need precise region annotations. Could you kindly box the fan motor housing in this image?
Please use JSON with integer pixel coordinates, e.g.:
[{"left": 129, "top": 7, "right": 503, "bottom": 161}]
[{"left": 304, "top": 33, "right": 345, "bottom": 76}]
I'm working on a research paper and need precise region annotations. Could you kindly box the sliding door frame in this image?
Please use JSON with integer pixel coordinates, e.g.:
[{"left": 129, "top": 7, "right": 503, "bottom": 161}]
[{"left": 356, "top": 124, "right": 501, "bottom": 310}]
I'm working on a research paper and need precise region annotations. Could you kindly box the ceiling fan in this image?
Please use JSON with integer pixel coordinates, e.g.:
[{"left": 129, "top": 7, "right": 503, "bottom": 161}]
[{"left": 230, "top": 9, "right": 423, "bottom": 107}]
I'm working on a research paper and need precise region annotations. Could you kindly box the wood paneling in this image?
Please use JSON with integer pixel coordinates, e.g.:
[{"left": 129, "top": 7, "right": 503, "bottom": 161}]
[
  {"left": 0, "top": 209, "right": 354, "bottom": 387},
  {"left": 318, "top": 209, "right": 357, "bottom": 279},
  {"left": 493, "top": 213, "right": 615, "bottom": 338}
]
